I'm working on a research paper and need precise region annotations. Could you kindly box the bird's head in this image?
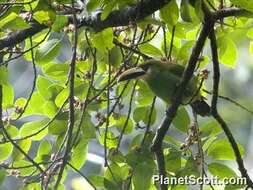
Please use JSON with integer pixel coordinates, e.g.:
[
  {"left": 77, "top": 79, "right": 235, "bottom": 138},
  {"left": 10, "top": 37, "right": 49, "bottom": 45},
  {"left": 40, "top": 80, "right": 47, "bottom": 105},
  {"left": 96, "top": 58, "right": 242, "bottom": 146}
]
[{"left": 118, "top": 59, "right": 164, "bottom": 82}]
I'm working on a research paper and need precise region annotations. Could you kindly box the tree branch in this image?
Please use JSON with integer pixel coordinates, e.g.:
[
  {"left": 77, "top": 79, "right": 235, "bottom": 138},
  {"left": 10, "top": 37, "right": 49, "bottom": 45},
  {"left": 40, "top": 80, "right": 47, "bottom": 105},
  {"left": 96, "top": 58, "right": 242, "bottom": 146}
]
[
  {"left": 0, "top": 0, "right": 169, "bottom": 51},
  {"left": 213, "top": 8, "right": 251, "bottom": 20},
  {"left": 78, "top": 0, "right": 169, "bottom": 32},
  {"left": 54, "top": 2, "right": 78, "bottom": 188},
  {"left": 209, "top": 28, "right": 253, "bottom": 188},
  {"left": 151, "top": 6, "right": 214, "bottom": 190},
  {"left": 0, "top": 23, "right": 46, "bottom": 50}
]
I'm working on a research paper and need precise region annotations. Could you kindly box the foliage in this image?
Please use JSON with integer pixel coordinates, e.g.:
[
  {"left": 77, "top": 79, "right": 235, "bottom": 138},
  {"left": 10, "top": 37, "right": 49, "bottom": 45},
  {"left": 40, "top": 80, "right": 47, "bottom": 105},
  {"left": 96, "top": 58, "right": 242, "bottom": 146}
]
[{"left": 0, "top": 0, "right": 252, "bottom": 190}]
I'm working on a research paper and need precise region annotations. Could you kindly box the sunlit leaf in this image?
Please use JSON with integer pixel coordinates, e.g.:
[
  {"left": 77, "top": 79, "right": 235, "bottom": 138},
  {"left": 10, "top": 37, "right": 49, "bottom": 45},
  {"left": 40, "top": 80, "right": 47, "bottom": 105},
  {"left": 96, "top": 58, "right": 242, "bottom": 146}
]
[
  {"left": 12, "top": 139, "right": 31, "bottom": 161},
  {"left": 114, "top": 116, "right": 134, "bottom": 134},
  {"left": 35, "top": 38, "right": 62, "bottom": 65},
  {"left": 139, "top": 43, "right": 163, "bottom": 57},
  {"left": 217, "top": 37, "right": 237, "bottom": 68},
  {"left": 70, "top": 137, "right": 88, "bottom": 169},
  {"left": 208, "top": 162, "right": 237, "bottom": 179},
  {"left": 180, "top": 0, "right": 192, "bottom": 22},
  {"left": 92, "top": 28, "right": 114, "bottom": 51},
  {"left": 0, "top": 143, "right": 13, "bottom": 162},
  {"left": 0, "top": 169, "right": 5, "bottom": 185},
  {"left": 52, "top": 15, "right": 68, "bottom": 32},
  {"left": 230, "top": 0, "right": 253, "bottom": 12},
  {"left": 172, "top": 107, "right": 190, "bottom": 133},
  {"left": 0, "top": 66, "right": 8, "bottom": 85},
  {"left": 20, "top": 119, "right": 49, "bottom": 141},
  {"left": 160, "top": 0, "right": 179, "bottom": 26},
  {"left": 2, "top": 84, "right": 14, "bottom": 109},
  {"left": 207, "top": 139, "right": 245, "bottom": 160}
]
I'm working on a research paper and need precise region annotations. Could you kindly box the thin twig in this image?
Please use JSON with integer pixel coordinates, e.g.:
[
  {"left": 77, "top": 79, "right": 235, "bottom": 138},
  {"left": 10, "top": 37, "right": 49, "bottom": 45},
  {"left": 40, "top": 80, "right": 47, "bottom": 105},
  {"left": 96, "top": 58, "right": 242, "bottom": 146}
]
[
  {"left": 12, "top": 36, "right": 37, "bottom": 120},
  {"left": 54, "top": 2, "right": 78, "bottom": 188},
  {"left": 116, "top": 81, "right": 138, "bottom": 150},
  {"left": 168, "top": 25, "right": 176, "bottom": 60},
  {"left": 203, "top": 89, "right": 253, "bottom": 115},
  {"left": 67, "top": 162, "right": 97, "bottom": 190},
  {"left": 141, "top": 96, "right": 156, "bottom": 146}
]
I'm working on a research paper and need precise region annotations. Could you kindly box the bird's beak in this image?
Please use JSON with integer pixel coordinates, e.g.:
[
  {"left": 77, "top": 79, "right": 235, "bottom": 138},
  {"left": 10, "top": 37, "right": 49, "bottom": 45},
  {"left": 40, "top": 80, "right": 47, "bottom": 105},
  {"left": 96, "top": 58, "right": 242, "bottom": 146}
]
[{"left": 118, "top": 67, "right": 146, "bottom": 82}]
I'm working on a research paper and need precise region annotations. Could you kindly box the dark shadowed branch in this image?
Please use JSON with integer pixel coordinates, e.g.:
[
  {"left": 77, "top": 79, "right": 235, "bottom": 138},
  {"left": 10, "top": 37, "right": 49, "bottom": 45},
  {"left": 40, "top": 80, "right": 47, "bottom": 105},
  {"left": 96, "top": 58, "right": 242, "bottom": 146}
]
[
  {"left": 54, "top": 1, "right": 78, "bottom": 188},
  {"left": 0, "top": 0, "right": 170, "bottom": 51},
  {"left": 209, "top": 28, "right": 253, "bottom": 188}
]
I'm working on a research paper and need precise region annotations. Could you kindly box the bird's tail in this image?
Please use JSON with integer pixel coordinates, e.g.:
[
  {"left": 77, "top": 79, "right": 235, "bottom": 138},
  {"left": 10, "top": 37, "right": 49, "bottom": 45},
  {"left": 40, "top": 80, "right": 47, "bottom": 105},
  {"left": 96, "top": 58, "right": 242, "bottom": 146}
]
[{"left": 190, "top": 97, "right": 210, "bottom": 117}]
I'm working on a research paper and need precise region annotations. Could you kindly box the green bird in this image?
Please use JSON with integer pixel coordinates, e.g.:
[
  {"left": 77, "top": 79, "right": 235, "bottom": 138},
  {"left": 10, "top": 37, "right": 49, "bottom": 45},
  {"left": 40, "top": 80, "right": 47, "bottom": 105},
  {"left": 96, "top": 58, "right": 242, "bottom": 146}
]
[{"left": 118, "top": 59, "right": 210, "bottom": 116}]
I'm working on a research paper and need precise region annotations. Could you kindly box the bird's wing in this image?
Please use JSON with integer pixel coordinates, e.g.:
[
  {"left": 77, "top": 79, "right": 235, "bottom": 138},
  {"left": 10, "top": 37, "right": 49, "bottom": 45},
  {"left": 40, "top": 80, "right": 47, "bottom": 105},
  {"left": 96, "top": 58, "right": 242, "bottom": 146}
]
[{"left": 168, "top": 64, "right": 185, "bottom": 76}]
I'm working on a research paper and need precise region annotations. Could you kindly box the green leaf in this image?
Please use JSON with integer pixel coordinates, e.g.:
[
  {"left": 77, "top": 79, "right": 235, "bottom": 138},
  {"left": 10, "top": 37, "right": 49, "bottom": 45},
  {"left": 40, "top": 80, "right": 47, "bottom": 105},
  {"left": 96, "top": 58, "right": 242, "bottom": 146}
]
[
  {"left": 88, "top": 175, "right": 104, "bottom": 188},
  {"left": 92, "top": 28, "right": 114, "bottom": 51},
  {"left": 200, "top": 120, "right": 222, "bottom": 138},
  {"left": 202, "top": 136, "right": 217, "bottom": 152},
  {"left": 0, "top": 169, "right": 5, "bottom": 185},
  {"left": 104, "top": 178, "right": 118, "bottom": 190},
  {"left": 0, "top": 142, "right": 13, "bottom": 162},
  {"left": 180, "top": 0, "right": 192, "bottom": 22},
  {"left": 24, "top": 0, "right": 39, "bottom": 11},
  {"left": 20, "top": 119, "right": 49, "bottom": 141},
  {"left": 114, "top": 116, "right": 134, "bottom": 134},
  {"left": 23, "top": 92, "right": 46, "bottom": 117},
  {"left": 2, "top": 84, "right": 14, "bottom": 109},
  {"left": 35, "top": 38, "right": 62, "bottom": 65},
  {"left": 165, "top": 149, "right": 181, "bottom": 173},
  {"left": 38, "top": 140, "right": 52, "bottom": 158},
  {"left": 36, "top": 75, "right": 53, "bottom": 100},
  {"left": 0, "top": 12, "right": 30, "bottom": 30},
  {"left": 52, "top": 15, "right": 68, "bottom": 32},
  {"left": 178, "top": 40, "right": 194, "bottom": 61},
  {"left": 87, "top": 0, "right": 100, "bottom": 13},
  {"left": 42, "top": 63, "right": 69, "bottom": 77},
  {"left": 217, "top": 37, "right": 237, "bottom": 68},
  {"left": 43, "top": 101, "right": 58, "bottom": 118},
  {"left": 55, "top": 88, "right": 69, "bottom": 107},
  {"left": 177, "top": 156, "right": 200, "bottom": 177},
  {"left": 5, "top": 125, "right": 19, "bottom": 138},
  {"left": 0, "top": 66, "right": 8, "bottom": 85},
  {"left": 13, "top": 160, "right": 36, "bottom": 176},
  {"left": 70, "top": 137, "right": 88, "bottom": 169},
  {"left": 48, "top": 118, "right": 68, "bottom": 135},
  {"left": 12, "top": 139, "right": 31, "bottom": 161},
  {"left": 109, "top": 46, "right": 122, "bottom": 67},
  {"left": 208, "top": 162, "right": 237, "bottom": 179},
  {"left": 207, "top": 139, "right": 245, "bottom": 160},
  {"left": 160, "top": 0, "right": 179, "bottom": 26},
  {"left": 139, "top": 43, "right": 163, "bottom": 57},
  {"left": 105, "top": 163, "right": 130, "bottom": 182},
  {"left": 47, "top": 84, "right": 64, "bottom": 100},
  {"left": 136, "top": 81, "right": 155, "bottom": 106},
  {"left": 81, "top": 114, "right": 96, "bottom": 139},
  {"left": 194, "top": 0, "right": 204, "bottom": 21},
  {"left": 172, "top": 107, "right": 190, "bottom": 133},
  {"left": 101, "top": 0, "right": 117, "bottom": 20},
  {"left": 133, "top": 161, "right": 154, "bottom": 190},
  {"left": 133, "top": 106, "right": 156, "bottom": 125},
  {"left": 230, "top": 0, "right": 253, "bottom": 12},
  {"left": 33, "top": 10, "right": 55, "bottom": 24},
  {"left": 42, "top": 63, "right": 68, "bottom": 82},
  {"left": 99, "top": 131, "right": 117, "bottom": 148}
]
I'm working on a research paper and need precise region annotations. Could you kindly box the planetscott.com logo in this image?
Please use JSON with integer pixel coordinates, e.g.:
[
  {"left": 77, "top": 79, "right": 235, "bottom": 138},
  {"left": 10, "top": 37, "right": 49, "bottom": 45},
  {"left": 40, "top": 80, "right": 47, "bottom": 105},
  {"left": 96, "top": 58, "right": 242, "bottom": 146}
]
[{"left": 152, "top": 175, "right": 247, "bottom": 186}]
